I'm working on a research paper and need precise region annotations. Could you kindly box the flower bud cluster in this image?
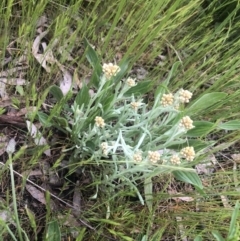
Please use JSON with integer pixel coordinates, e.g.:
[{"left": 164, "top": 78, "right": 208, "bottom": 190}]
[
  {"left": 133, "top": 152, "right": 142, "bottom": 163},
  {"left": 100, "top": 142, "right": 108, "bottom": 155},
  {"left": 102, "top": 63, "right": 120, "bottom": 79},
  {"left": 95, "top": 116, "right": 105, "bottom": 128},
  {"left": 170, "top": 155, "right": 181, "bottom": 165},
  {"left": 126, "top": 78, "right": 136, "bottom": 87},
  {"left": 161, "top": 93, "right": 174, "bottom": 107},
  {"left": 179, "top": 89, "right": 192, "bottom": 103},
  {"left": 131, "top": 101, "right": 141, "bottom": 110},
  {"left": 148, "top": 151, "right": 161, "bottom": 163},
  {"left": 180, "top": 147, "right": 195, "bottom": 161},
  {"left": 180, "top": 116, "right": 194, "bottom": 130},
  {"left": 160, "top": 89, "right": 193, "bottom": 108}
]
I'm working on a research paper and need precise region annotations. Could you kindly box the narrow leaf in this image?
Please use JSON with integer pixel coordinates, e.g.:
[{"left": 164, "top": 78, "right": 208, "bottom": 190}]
[
  {"left": 49, "top": 85, "right": 64, "bottom": 101},
  {"left": 154, "top": 83, "right": 168, "bottom": 99},
  {"left": 173, "top": 170, "right": 203, "bottom": 190},
  {"left": 211, "top": 231, "right": 225, "bottom": 241},
  {"left": 187, "top": 121, "right": 215, "bottom": 137},
  {"left": 194, "top": 236, "right": 203, "bottom": 241},
  {"left": 37, "top": 112, "right": 52, "bottom": 127},
  {"left": 25, "top": 206, "right": 37, "bottom": 230},
  {"left": 114, "top": 58, "right": 132, "bottom": 83},
  {"left": 102, "top": 94, "right": 115, "bottom": 112},
  {"left": 84, "top": 38, "right": 101, "bottom": 70},
  {"left": 124, "top": 80, "right": 153, "bottom": 96},
  {"left": 84, "top": 38, "right": 102, "bottom": 87},
  {"left": 187, "top": 92, "right": 227, "bottom": 116},
  {"left": 228, "top": 201, "right": 240, "bottom": 239},
  {"left": 45, "top": 220, "right": 61, "bottom": 241},
  {"left": 52, "top": 116, "right": 69, "bottom": 129},
  {"left": 75, "top": 84, "right": 90, "bottom": 107},
  {"left": 219, "top": 120, "right": 240, "bottom": 131},
  {"left": 164, "top": 61, "right": 181, "bottom": 86},
  {"left": 144, "top": 178, "right": 153, "bottom": 212}
]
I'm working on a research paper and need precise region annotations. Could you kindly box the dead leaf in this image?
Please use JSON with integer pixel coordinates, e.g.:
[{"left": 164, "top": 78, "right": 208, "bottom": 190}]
[
  {"left": 1, "top": 56, "right": 12, "bottom": 67},
  {"left": 73, "top": 181, "right": 81, "bottom": 212},
  {"left": 25, "top": 184, "right": 46, "bottom": 205},
  {"left": 6, "top": 138, "right": 16, "bottom": 154},
  {"left": 26, "top": 120, "right": 51, "bottom": 156},
  {"left": 21, "top": 169, "right": 43, "bottom": 178},
  {"left": 195, "top": 163, "right": 212, "bottom": 175},
  {"left": 136, "top": 67, "right": 148, "bottom": 80},
  {"left": 32, "top": 30, "right": 56, "bottom": 73},
  {"left": 59, "top": 68, "right": 72, "bottom": 95},
  {"left": 0, "top": 210, "right": 12, "bottom": 223},
  {"left": 58, "top": 45, "right": 74, "bottom": 61},
  {"left": 58, "top": 214, "right": 81, "bottom": 227},
  {"left": 196, "top": 154, "right": 216, "bottom": 175},
  {"left": 0, "top": 99, "right": 12, "bottom": 108},
  {"left": 32, "top": 30, "right": 48, "bottom": 55},
  {"left": 36, "top": 15, "right": 48, "bottom": 29},
  {"left": 0, "top": 66, "right": 28, "bottom": 78},
  {"left": 16, "top": 107, "right": 37, "bottom": 117},
  {"left": 220, "top": 195, "right": 232, "bottom": 209},
  {"left": 0, "top": 199, "right": 15, "bottom": 225},
  {"left": 168, "top": 189, "right": 194, "bottom": 202},
  {"left": 73, "top": 69, "right": 81, "bottom": 89},
  {"left": 232, "top": 153, "right": 240, "bottom": 163},
  {"left": 0, "top": 77, "right": 27, "bottom": 99},
  {"left": 177, "top": 196, "right": 194, "bottom": 202},
  {"left": 0, "top": 78, "right": 27, "bottom": 85},
  {"left": 0, "top": 79, "right": 7, "bottom": 99},
  {"left": 0, "top": 134, "right": 8, "bottom": 156}
]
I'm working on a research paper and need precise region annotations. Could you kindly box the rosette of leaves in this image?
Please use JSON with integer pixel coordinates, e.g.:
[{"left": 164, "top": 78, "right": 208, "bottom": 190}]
[{"left": 37, "top": 39, "right": 233, "bottom": 209}]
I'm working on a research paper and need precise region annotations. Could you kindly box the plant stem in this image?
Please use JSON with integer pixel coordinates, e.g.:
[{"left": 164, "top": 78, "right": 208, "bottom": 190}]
[{"left": 9, "top": 155, "right": 24, "bottom": 241}]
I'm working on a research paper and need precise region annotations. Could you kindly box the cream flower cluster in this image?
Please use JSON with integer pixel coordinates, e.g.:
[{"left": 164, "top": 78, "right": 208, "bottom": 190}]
[
  {"left": 126, "top": 78, "right": 136, "bottom": 87},
  {"left": 148, "top": 151, "right": 160, "bottom": 163},
  {"left": 180, "top": 116, "right": 194, "bottom": 130},
  {"left": 180, "top": 147, "right": 195, "bottom": 161},
  {"left": 133, "top": 152, "right": 142, "bottom": 163},
  {"left": 95, "top": 116, "right": 105, "bottom": 128},
  {"left": 131, "top": 101, "right": 141, "bottom": 110},
  {"left": 161, "top": 93, "right": 174, "bottom": 107},
  {"left": 100, "top": 142, "right": 108, "bottom": 155},
  {"left": 160, "top": 89, "right": 192, "bottom": 108},
  {"left": 179, "top": 89, "right": 192, "bottom": 103},
  {"left": 102, "top": 63, "right": 120, "bottom": 79},
  {"left": 170, "top": 155, "right": 181, "bottom": 165}
]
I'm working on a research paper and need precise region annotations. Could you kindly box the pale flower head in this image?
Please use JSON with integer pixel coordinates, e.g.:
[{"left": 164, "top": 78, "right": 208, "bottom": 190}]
[
  {"left": 131, "top": 101, "right": 141, "bottom": 110},
  {"left": 180, "top": 116, "right": 194, "bottom": 130},
  {"left": 180, "top": 146, "right": 195, "bottom": 161},
  {"left": 100, "top": 142, "right": 108, "bottom": 155},
  {"left": 102, "top": 63, "right": 120, "bottom": 79},
  {"left": 100, "top": 142, "right": 108, "bottom": 150},
  {"left": 133, "top": 152, "right": 142, "bottom": 163},
  {"left": 126, "top": 77, "right": 136, "bottom": 87},
  {"left": 161, "top": 93, "right": 174, "bottom": 107},
  {"left": 170, "top": 155, "right": 181, "bottom": 165},
  {"left": 179, "top": 89, "right": 192, "bottom": 103},
  {"left": 95, "top": 116, "right": 105, "bottom": 128},
  {"left": 148, "top": 151, "right": 160, "bottom": 163}
]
